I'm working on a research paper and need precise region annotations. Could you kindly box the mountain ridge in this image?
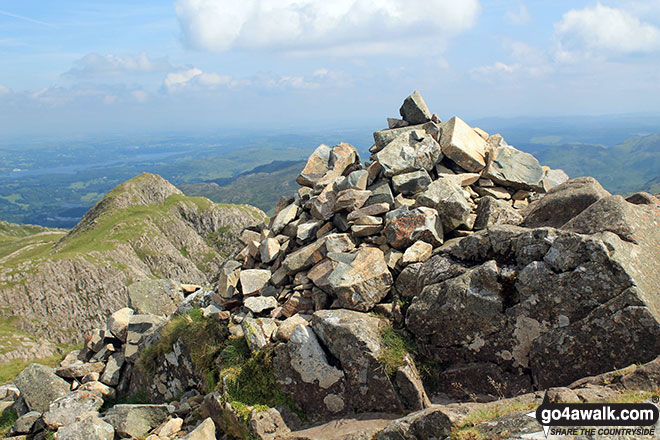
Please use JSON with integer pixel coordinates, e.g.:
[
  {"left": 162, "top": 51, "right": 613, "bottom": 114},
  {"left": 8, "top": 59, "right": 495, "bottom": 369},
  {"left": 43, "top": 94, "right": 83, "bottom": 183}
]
[{"left": 0, "top": 173, "right": 266, "bottom": 357}]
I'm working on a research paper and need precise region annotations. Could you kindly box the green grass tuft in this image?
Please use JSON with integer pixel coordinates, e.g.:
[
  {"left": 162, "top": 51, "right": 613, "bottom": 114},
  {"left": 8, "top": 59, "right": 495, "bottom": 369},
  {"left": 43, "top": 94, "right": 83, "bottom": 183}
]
[
  {"left": 0, "top": 407, "right": 17, "bottom": 437},
  {"left": 378, "top": 325, "right": 418, "bottom": 377}
]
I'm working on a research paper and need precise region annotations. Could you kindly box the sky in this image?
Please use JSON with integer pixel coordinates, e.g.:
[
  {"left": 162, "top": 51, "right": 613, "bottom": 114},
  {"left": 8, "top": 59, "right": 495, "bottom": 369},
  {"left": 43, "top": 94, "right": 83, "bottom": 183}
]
[{"left": 1, "top": 0, "right": 660, "bottom": 137}]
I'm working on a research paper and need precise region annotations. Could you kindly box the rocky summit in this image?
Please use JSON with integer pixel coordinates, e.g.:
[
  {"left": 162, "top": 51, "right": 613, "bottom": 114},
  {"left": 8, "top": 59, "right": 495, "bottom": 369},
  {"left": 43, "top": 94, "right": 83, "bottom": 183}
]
[{"left": 3, "top": 92, "right": 660, "bottom": 440}]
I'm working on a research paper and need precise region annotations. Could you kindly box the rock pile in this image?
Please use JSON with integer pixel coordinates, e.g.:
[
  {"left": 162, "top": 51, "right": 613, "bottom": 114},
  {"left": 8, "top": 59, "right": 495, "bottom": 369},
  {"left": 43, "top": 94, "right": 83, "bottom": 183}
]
[{"left": 5, "top": 91, "right": 660, "bottom": 439}]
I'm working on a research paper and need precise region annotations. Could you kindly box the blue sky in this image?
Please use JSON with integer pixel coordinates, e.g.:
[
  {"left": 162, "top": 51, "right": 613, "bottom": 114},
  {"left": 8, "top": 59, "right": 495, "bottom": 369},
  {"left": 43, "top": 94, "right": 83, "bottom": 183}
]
[{"left": 1, "top": 1, "right": 660, "bottom": 136}]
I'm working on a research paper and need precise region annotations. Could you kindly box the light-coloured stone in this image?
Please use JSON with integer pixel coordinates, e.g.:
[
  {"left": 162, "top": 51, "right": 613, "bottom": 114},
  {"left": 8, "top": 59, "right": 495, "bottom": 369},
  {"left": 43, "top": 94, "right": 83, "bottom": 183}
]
[
  {"left": 244, "top": 296, "right": 279, "bottom": 314},
  {"left": 240, "top": 269, "right": 271, "bottom": 296},
  {"left": 401, "top": 241, "right": 433, "bottom": 265},
  {"left": 440, "top": 116, "right": 488, "bottom": 172}
]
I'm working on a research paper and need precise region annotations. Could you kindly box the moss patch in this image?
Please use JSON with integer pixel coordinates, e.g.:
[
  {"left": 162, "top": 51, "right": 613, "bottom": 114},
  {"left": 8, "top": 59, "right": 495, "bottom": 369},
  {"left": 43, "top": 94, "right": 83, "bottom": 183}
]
[
  {"left": 139, "top": 308, "right": 229, "bottom": 392},
  {"left": 378, "top": 325, "right": 418, "bottom": 377}
]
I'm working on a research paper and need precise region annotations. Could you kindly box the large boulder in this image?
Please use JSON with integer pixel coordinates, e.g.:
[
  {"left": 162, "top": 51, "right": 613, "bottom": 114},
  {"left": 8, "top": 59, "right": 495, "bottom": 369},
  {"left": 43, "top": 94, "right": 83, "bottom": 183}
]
[
  {"left": 312, "top": 310, "right": 404, "bottom": 414},
  {"left": 273, "top": 325, "right": 347, "bottom": 420},
  {"left": 297, "top": 143, "right": 360, "bottom": 188},
  {"left": 473, "top": 196, "right": 524, "bottom": 230},
  {"left": 406, "top": 197, "right": 660, "bottom": 396},
  {"left": 14, "top": 364, "right": 71, "bottom": 413},
  {"left": 128, "top": 279, "right": 184, "bottom": 316},
  {"left": 522, "top": 177, "right": 610, "bottom": 228},
  {"left": 324, "top": 247, "right": 393, "bottom": 311}
]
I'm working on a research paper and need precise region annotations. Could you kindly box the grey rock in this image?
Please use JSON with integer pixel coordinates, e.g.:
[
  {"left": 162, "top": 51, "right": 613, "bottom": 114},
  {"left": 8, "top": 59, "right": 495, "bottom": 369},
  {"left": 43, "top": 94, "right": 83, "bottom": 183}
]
[
  {"left": 240, "top": 269, "right": 271, "bottom": 296},
  {"left": 395, "top": 356, "right": 431, "bottom": 411},
  {"left": 522, "top": 177, "right": 611, "bottom": 228},
  {"left": 541, "top": 168, "right": 569, "bottom": 192},
  {"left": 55, "top": 362, "right": 105, "bottom": 379},
  {"left": 128, "top": 279, "right": 184, "bottom": 316},
  {"left": 474, "top": 196, "right": 524, "bottom": 230},
  {"left": 484, "top": 145, "right": 545, "bottom": 190},
  {"left": 244, "top": 296, "right": 279, "bottom": 314},
  {"left": 365, "top": 181, "right": 395, "bottom": 208},
  {"left": 259, "top": 238, "right": 281, "bottom": 263},
  {"left": 297, "top": 143, "right": 360, "bottom": 188},
  {"left": 103, "top": 404, "right": 171, "bottom": 439},
  {"left": 376, "top": 133, "right": 443, "bottom": 177},
  {"left": 416, "top": 178, "right": 471, "bottom": 232},
  {"left": 100, "top": 352, "right": 124, "bottom": 386},
  {"left": 56, "top": 414, "right": 115, "bottom": 440},
  {"left": 326, "top": 247, "right": 393, "bottom": 312},
  {"left": 43, "top": 390, "right": 104, "bottom": 429},
  {"left": 9, "top": 411, "right": 41, "bottom": 435},
  {"left": 273, "top": 325, "right": 347, "bottom": 421},
  {"left": 14, "top": 363, "right": 71, "bottom": 413},
  {"left": 242, "top": 317, "right": 268, "bottom": 351},
  {"left": 334, "top": 189, "right": 371, "bottom": 212},
  {"left": 377, "top": 406, "right": 452, "bottom": 440},
  {"left": 124, "top": 314, "right": 166, "bottom": 361},
  {"left": 392, "top": 170, "right": 432, "bottom": 195},
  {"left": 313, "top": 310, "right": 403, "bottom": 414},
  {"left": 399, "top": 91, "right": 432, "bottom": 125},
  {"left": 335, "top": 170, "right": 369, "bottom": 191},
  {"left": 271, "top": 203, "right": 299, "bottom": 234},
  {"left": 183, "top": 417, "right": 216, "bottom": 439}
]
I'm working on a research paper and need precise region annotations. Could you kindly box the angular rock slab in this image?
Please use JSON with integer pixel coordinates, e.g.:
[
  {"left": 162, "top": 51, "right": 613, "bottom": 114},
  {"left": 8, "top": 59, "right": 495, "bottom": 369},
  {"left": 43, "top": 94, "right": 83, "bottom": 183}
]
[
  {"left": 43, "top": 390, "right": 104, "bottom": 429},
  {"left": 103, "top": 404, "right": 171, "bottom": 439},
  {"left": 14, "top": 363, "right": 71, "bottom": 413},
  {"left": 56, "top": 414, "right": 115, "bottom": 440},
  {"left": 383, "top": 207, "right": 443, "bottom": 250},
  {"left": 484, "top": 145, "right": 544, "bottom": 190},
  {"left": 375, "top": 132, "right": 442, "bottom": 177},
  {"left": 128, "top": 279, "right": 184, "bottom": 316},
  {"left": 522, "top": 176, "right": 610, "bottom": 228},
  {"left": 297, "top": 143, "right": 360, "bottom": 188},
  {"left": 440, "top": 116, "right": 488, "bottom": 172},
  {"left": 416, "top": 178, "right": 472, "bottom": 232},
  {"left": 325, "top": 247, "right": 393, "bottom": 312},
  {"left": 473, "top": 196, "right": 523, "bottom": 230},
  {"left": 399, "top": 90, "right": 432, "bottom": 125},
  {"left": 377, "top": 406, "right": 452, "bottom": 440}
]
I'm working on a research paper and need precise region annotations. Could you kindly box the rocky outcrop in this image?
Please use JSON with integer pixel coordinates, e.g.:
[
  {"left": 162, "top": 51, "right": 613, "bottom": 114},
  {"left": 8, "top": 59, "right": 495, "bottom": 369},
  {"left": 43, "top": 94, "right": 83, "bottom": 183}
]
[{"left": 0, "top": 173, "right": 265, "bottom": 351}]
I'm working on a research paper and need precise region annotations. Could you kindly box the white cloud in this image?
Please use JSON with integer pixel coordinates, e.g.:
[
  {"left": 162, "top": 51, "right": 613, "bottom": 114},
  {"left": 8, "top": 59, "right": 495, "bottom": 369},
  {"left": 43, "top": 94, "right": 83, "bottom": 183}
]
[
  {"left": 174, "top": 0, "right": 481, "bottom": 55},
  {"left": 554, "top": 3, "right": 660, "bottom": 60},
  {"left": 470, "top": 41, "right": 552, "bottom": 83},
  {"left": 132, "top": 90, "right": 148, "bottom": 103},
  {"left": 64, "top": 52, "right": 171, "bottom": 78},
  {"left": 163, "top": 68, "right": 236, "bottom": 93},
  {"left": 507, "top": 3, "right": 531, "bottom": 24},
  {"left": 0, "top": 85, "right": 10, "bottom": 95}
]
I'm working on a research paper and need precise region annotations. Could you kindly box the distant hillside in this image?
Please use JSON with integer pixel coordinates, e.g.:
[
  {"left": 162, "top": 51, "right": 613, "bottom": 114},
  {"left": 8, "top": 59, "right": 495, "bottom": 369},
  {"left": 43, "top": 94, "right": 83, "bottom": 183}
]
[
  {"left": 533, "top": 134, "right": 660, "bottom": 194},
  {"left": 180, "top": 160, "right": 305, "bottom": 215},
  {"left": 0, "top": 173, "right": 265, "bottom": 356}
]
